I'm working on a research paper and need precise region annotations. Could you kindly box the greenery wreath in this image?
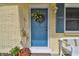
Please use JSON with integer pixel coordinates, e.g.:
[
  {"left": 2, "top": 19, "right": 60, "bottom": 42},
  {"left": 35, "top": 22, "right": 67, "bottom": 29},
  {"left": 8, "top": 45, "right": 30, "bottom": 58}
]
[{"left": 31, "top": 10, "right": 45, "bottom": 23}]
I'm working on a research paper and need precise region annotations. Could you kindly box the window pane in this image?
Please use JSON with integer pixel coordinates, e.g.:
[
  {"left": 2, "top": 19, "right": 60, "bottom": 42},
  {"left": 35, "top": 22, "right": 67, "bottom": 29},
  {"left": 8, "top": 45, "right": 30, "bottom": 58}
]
[
  {"left": 66, "top": 20, "right": 79, "bottom": 31},
  {"left": 66, "top": 8, "right": 79, "bottom": 31},
  {"left": 66, "top": 8, "right": 79, "bottom": 19}
]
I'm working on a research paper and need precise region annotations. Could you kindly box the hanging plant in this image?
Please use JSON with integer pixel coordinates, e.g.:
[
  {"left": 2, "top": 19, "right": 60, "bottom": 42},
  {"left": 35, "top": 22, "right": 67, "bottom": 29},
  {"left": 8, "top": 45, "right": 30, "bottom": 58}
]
[{"left": 31, "top": 10, "right": 45, "bottom": 23}]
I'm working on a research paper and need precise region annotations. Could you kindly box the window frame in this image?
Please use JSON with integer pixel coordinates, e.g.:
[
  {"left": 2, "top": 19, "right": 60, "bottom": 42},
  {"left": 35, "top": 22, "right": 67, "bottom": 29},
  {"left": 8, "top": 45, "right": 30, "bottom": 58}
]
[{"left": 64, "top": 5, "right": 79, "bottom": 33}]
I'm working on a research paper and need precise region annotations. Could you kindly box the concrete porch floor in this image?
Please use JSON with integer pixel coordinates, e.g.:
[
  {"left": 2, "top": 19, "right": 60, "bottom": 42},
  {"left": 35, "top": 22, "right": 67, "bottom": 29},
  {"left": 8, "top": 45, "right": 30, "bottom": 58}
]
[{"left": 0, "top": 53, "right": 59, "bottom": 56}]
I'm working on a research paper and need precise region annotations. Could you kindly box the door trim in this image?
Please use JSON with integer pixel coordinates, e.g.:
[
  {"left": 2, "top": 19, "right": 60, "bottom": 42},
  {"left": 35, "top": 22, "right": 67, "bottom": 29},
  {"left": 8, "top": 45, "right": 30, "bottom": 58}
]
[{"left": 28, "top": 4, "right": 51, "bottom": 53}]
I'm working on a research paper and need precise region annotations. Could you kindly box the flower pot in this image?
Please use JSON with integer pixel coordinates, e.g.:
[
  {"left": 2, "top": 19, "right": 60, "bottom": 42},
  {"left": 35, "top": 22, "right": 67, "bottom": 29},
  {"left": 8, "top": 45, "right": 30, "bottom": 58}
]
[{"left": 17, "top": 48, "right": 31, "bottom": 56}]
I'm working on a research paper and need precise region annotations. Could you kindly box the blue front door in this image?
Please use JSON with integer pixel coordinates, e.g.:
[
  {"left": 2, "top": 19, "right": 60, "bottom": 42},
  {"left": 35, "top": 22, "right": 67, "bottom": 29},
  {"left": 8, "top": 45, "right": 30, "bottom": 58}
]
[{"left": 31, "top": 8, "right": 48, "bottom": 47}]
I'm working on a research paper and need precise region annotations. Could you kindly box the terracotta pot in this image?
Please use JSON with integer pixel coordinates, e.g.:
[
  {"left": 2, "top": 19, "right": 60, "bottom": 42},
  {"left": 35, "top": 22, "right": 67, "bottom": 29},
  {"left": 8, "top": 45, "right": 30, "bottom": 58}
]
[{"left": 17, "top": 48, "right": 31, "bottom": 56}]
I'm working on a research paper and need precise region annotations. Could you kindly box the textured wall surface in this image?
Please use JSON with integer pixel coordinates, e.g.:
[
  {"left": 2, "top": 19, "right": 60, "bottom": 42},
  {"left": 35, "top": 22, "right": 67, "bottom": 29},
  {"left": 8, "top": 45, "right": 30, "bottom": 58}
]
[
  {"left": 0, "top": 5, "right": 22, "bottom": 53},
  {"left": 16, "top": 3, "right": 79, "bottom": 54},
  {"left": 0, "top": 4, "right": 66, "bottom": 54},
  {"left": 49, "top": 4, "right": 64, "bottom": 54},
  {"left": 18, "top": 4, "right": 60, "bottom": 53}
]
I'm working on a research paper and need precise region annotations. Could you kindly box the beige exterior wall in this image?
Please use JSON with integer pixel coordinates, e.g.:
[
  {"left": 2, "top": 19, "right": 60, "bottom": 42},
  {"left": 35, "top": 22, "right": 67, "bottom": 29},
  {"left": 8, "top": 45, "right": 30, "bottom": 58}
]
[
  {"left": 19, "top": 3, "right": 62, "bottom": 54},
  {"left": 0, "top": 3, "right": 61, "bottom": 54},
  {"left": 0, "top": 3, "right": 76, "bottom": 54},
  {"left": 16, "top": 3, "right": 79, "bottom": 54},
  {"left": 0, "top": 5, "right": 22, "bottom": 53}
]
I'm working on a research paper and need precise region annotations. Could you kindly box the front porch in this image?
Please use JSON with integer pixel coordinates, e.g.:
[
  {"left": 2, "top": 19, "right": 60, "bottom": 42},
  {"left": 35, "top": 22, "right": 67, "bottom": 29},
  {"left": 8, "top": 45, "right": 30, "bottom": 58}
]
[
  {"left": 0, "top": 3, "right": 79, "bottom": 56},
  {"left": 0, "top": 3, "right": 57, "bottom": 56}
]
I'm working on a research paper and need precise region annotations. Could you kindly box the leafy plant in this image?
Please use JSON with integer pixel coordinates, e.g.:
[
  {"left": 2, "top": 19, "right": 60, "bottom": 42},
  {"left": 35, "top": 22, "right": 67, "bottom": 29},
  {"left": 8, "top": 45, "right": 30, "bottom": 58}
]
[{"left": 9, "top": 46, "right": 20, "bottom": 56}]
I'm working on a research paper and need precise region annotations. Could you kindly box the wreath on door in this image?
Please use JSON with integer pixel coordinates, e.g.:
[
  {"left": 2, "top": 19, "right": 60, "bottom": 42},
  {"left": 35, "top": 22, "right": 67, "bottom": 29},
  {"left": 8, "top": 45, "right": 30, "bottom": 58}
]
[{"left": 31, "top": 10, "right": 45, "bottom": 23}]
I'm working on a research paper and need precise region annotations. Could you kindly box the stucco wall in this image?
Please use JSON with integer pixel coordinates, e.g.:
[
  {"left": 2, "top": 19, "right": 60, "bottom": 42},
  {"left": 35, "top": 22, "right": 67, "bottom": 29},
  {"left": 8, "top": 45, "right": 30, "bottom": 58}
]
[
  {"left": 49, "top": 4, "right": 64, "bottom": 54},
  {"left": 15, "top": 3, "right": 79, "bottom": 54},
  {"left": 0, "top": 3, "right": 66, "bottom": 54},
  {"left": 20, "top": 3, "right": 62, "bottom": 54},
  {"left": 9, "top": 4, "right": 62, "bottom": 54},
  {"left": 18, "top": 4, "right": 30, "bottom": 47},
  {"left": 0, "top": 5, "right": 22, "bottom": 53}
]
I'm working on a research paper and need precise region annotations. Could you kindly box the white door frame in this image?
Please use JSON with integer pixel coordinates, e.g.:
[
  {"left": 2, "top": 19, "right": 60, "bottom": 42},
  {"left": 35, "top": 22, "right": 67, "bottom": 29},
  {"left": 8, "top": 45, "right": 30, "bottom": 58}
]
[{"left": 28, "top": 4, "right": 51, "bottom": 53}]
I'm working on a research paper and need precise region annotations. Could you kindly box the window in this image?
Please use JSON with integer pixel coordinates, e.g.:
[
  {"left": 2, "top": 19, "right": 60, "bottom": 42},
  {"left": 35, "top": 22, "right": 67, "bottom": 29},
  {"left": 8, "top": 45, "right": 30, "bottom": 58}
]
[{"left": 65, "top": 8, "right": 79, "bottom": 32}]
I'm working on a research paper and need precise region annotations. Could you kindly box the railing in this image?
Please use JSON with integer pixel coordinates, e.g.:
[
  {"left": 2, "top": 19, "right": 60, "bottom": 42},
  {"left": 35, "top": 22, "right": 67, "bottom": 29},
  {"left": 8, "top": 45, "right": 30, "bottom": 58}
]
[{"left": 59, "top": 37, "right": 79, "bottom": 56}]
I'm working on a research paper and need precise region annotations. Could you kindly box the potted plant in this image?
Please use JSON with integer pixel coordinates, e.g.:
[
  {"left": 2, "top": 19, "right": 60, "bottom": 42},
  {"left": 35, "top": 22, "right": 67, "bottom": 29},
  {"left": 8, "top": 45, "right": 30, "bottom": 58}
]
[
  {"left": 17, "top": 48, "right": 31, "bottom": 56},
  {"left": 9, "top": 46, "right": 20, "bottom": 56},
  {"left": 9, "top": 47, "right": 31, "bottom": 56}
]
